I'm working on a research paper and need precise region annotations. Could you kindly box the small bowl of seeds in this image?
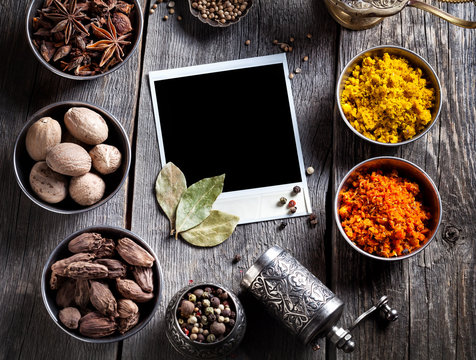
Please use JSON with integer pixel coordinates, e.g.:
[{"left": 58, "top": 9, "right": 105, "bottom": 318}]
[
  {"left": 165, "top": 282, "right": 246, "bottom": 359},
  {"left": 188, "top": 0, "right": 253, "bottom": 27},
  {"left": 26, "top": 0, "right": 143, "bottom": 79},
  {"left": 41, "top": 226, "right": 163, "bottom": 343}
]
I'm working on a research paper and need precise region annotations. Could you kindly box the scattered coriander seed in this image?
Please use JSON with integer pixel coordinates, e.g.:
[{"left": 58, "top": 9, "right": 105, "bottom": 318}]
[
  {"left": 178, "top": 15, "right": 182, "bottom": 20},
  {"left": 306, "top": 166, "right": 315, "bottom": 175},
  {"left": 245, "top": 39, "right": 251, "bottom": 46},
  {"left": 163, "top": 15, "right": 169, "bottom": 20},
  {"left": 290, "top": 206, "right": 297, "bottom": 214},
  {"left": 152, "top": 4, "right": 158, "bottom": 9},
  {"left": 232, "top": 254, "right": 241, "bottom": 264},
  {"left": 279, "top": 222, "right": 287, "bottom": 230},
  {"left": 149, "top": 9, "right": 155, "bottom": 14},
  {"left": 218, "top": 304, "right": 225, "bottom": 311},
  {"left": 192, "top": 327, "right": 199, "bottom": 334},
  {"left": 310, "top": 218, "right": 318, "bottom": 226},
  {"left": 295, "top": 68, "right": 302, "bottom": 74},
  {"left": 169, "top": 8, "right": 175, "bottom": 14},
  {"left": 168, "top": 1, "right": 175, "bottom": 7},
  {"left": 289, "top": 73, "right": 294, "bottom": 79},
  {"left": 306, "top": 33, "right": 312, "bottom": 39},
  {"left": 303, "top": 56, "right": 309, "bottom": 62},
  {"left": 288, "top": 200, "right": 296, "bottom": 208},
  {"left": 289, "top": 37, "right": 295, "bottom": 42},
  {"left": 309, "top": 213, "right": 317, "bottom": 221},
  {"left": 293, "top": 186, "right": 301, "bottom": 194},
  {"left": 218, "top": 316, "right": 225, "bottom": 323},
  {"left": 273, "top": 39, "right": 278, "bottom": 44},
  {"left": 288, "top": 46, "right": 293, "bottom": 52}
]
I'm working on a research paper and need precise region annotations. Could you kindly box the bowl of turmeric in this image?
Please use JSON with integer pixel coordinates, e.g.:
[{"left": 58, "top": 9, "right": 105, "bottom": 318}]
[
  {"left": 334, "top": 157, "right": 442, "bottom": 261},
  {"left": 337, "top": 45, "right": 442, "bottom": 146}
]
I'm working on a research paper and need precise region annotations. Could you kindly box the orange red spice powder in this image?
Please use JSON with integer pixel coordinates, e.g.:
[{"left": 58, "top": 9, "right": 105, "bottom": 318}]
[{"left": 338, "top": 170, "right": 431, "bottom": 258}]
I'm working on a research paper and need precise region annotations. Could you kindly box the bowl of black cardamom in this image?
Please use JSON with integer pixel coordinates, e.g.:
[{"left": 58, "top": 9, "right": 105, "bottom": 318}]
[
  {"left": 41, "top": 225, "right": 163, "bottom": 343},
  {"left": 26, "top": 0, "right": 143, "bottom": 80}
]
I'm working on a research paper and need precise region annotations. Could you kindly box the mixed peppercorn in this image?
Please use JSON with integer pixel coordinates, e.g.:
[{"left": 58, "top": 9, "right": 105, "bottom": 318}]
[{"left": 177, "top": 285, "right": 236, "bottom": 343}]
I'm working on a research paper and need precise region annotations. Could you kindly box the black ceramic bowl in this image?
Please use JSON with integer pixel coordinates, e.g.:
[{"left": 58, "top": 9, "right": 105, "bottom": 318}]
[
  {"left": 13, "top": 101, "right": 131, "bottom": 214},
  {"left": 41, "top": 226, "right": 163, "bottom": 343},
  {"left": 165, "top": 282, "right": 247, "bottom": 359},
  {"left": 26, "top": 0, "right": 143, "bottom": 80},
  {"left": 334, "top": 157, "right": 442, "bottom": 261}
]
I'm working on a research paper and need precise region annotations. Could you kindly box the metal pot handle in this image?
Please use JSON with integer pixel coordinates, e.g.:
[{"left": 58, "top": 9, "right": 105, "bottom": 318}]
[{"left": 409, "top": 0, "right": 476, "bottom": 28}]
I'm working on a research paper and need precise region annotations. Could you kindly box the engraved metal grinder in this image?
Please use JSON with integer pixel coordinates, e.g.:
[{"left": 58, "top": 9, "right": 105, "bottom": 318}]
[{"left": 241, "top": 246, "right": 398, "bottom": 352}]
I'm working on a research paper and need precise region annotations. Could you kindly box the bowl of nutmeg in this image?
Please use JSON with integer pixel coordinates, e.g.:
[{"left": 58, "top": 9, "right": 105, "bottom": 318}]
[
  {"left": 41, "top": 226, "right": 163, "bottom": 342},
  {"left": 13, "top": 101, "right": 131, "bottom": 214}
]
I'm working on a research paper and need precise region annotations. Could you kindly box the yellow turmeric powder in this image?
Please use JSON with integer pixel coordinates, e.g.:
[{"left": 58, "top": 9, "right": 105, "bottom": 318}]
[{"left": 341, "top": 53, "right": 435, "bottom": 143}]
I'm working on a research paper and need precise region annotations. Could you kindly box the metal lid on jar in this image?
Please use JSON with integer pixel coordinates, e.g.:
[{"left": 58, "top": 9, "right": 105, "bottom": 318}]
[{"left": 241, "top": 245, "right": 344, "bottom": 345}]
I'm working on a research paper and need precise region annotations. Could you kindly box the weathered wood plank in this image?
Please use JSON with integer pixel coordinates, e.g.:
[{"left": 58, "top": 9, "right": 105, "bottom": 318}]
[
  {"left": 333, "top": 4, "right": 475, "bottom": 360},
  {"left": 0, "top": 0, "right": 143, "bottom": 358},
  {"left": 126, "top": 0, "right": 338, "bottom": 358}
]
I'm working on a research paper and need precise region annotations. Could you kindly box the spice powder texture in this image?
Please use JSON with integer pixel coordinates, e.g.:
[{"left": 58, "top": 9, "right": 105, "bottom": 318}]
[
  {"left": 338, "top": 170, "right": 431, "bottom": 257},
  {"left": 340, "top": 53, "right": 435, "bottom": 143}
]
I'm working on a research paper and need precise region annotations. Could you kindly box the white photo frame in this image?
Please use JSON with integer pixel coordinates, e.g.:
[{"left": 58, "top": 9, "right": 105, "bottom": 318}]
[{"left": 149, "top": 54, "right": 312, "bottom": 224}]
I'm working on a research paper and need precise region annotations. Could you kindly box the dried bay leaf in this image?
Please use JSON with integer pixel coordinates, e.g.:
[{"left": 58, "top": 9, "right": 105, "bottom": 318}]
[
  {"left": 155, "top": 162, "right": 187, "bottom": 233},
  {"left": 181, "top": 210, "right": 240, "bottom": 247},
  {"left": 175, "top": 174, "right": 225, "bottom": 237}
]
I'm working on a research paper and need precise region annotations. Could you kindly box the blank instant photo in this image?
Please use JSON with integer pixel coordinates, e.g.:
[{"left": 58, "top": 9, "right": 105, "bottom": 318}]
[{"left": 149, "top": 54, "right": 311, "bottom": 224}]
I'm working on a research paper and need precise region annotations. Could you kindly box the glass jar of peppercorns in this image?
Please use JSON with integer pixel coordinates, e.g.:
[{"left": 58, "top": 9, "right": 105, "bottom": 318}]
[{"left": 165, "top": 282, "right": 246, "bottom": 359}]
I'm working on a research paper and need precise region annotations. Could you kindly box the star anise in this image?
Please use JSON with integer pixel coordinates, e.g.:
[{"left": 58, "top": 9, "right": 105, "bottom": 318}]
[
  {"left": 44, "top": 0, "right": 89, "bottom": 45},
  {"left": 86, "top": 15, "right": 131, "bottom": 67}
]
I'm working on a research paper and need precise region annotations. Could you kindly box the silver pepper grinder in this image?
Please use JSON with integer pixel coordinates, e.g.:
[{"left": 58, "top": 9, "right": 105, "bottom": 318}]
[{"left": 241, "top": 245, "right": 398, "bottom": 352}]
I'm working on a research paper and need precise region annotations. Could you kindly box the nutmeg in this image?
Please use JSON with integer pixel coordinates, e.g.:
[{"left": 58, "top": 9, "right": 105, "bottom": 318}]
[
  {"left": 29, "top": 161, "right": 68, "bottom": 204},
  {"left": 46, "top": 142, "right": 92, "bottom": 176},
  {"left": 64, "top": 107, "right": 109, "bottom": 145},
  {"left": 89, "top": 144, "right": 122, "bottom": 175},
  {"left": 26, "top": 117, "right": 62, "bottom": 161},
  {"left": 69, "top": 172, "right": 106, "bottom": 206}
]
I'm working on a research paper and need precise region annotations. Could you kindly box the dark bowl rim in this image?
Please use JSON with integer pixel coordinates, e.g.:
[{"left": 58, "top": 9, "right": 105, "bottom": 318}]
[
  {"left": 40, "top": 225, "right": 163, "bottom": 343},
  {"left": 334, "top": 156, "right": 443, "bottom": 261},
  {"left": 25, "top": 0, "right": 143, "bottom": 80},
  {"left": 336, "top": 45, "right": 443, "bottom": 147},
  {"left": 13, "top": 100, "right": 131, "bottom": 214},
  {"left": 169, "top": 282, "right": 244, "bottom": 347}
]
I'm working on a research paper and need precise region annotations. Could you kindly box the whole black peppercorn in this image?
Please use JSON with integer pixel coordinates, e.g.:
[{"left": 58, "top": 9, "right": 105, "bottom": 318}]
[
  {"left": 207, "top": 313, "right": 216, "bottom": 323},
  {"left": 193, "top": 288, "right": 204, "bottom": 298},
  {"left": 279, "top": 222, "right": 287, "bottom": 230},
  {"left": 232, "top": 254, "right": 241, "bottom": 264},
  {"left": 197, "top": 334, "right": 205, "bottom": 342},
  {"left": 219, "top": 292, "right": 228, "bottom": 300},
  {"left": 228, "top": 319, "right": 235, "bottom": 326},
  {"left": 216, "top": 289, "right": 223, "bottom": 296},
  {"left": 293, "top": 185, "right": 301, "bottom": 194},
  {"left": 210, "top": 297, "right": 220, "bottom": 307},
  {"left": 222, "top": 308, "right": 231, "bottom": 317},
  {"left": 230, "top": 311, "right": 236, "bottom": 319},
  {"left": 204, "top": 287, "right": 212, "bottom": 293}
]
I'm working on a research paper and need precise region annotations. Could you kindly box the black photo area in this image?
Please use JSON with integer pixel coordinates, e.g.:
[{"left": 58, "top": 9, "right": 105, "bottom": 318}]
[{"left": 154, "top": 63, "right": 302, "bottom": 192}]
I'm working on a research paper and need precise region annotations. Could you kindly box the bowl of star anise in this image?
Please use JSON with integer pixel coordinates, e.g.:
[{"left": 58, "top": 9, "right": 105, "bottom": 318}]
[{"left": 26, "top": 0, "right": 143, "bottom": 80}]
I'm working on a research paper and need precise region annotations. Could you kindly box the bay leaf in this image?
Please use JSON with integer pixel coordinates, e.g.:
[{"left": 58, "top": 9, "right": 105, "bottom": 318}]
[
  {"left": 181, "top": 210, "right": 240, "bottom": 247},
  {"left": 155, "top": 162, "right": 187, "bottom": 234},
  {"left": 175, "top": 174, "right": 225, "bottom": 237}
]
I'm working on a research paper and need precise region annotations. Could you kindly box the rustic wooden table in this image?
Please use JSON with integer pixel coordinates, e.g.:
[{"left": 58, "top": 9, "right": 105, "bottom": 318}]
[{"left": 1, "top": 0, "right": 475, "bottom": 359}]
